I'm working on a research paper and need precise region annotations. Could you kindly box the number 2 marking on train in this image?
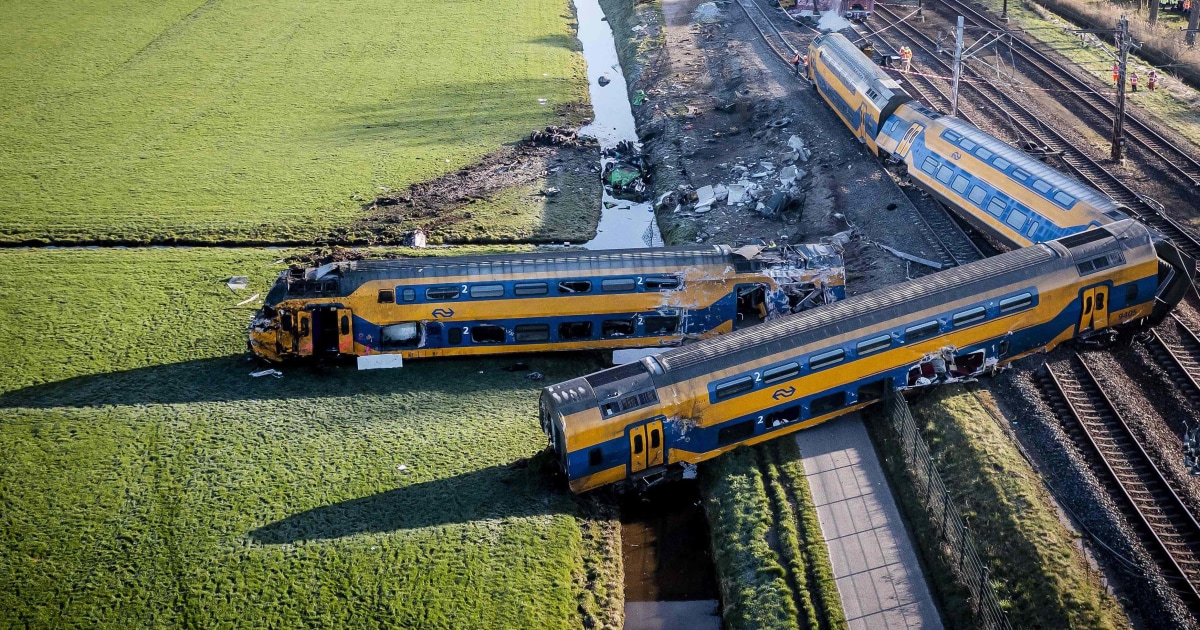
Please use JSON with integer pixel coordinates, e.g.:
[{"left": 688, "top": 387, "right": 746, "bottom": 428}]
[{"left": 754, "top": 372, "right": 761, "bottom": 382}]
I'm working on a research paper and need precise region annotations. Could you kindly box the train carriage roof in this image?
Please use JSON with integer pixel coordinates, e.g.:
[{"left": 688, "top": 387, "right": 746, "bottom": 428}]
[
  {"left": 816, "top": 33, "right": 905, "bottom": 103},
  {"left": 932, "top": 116, "right": 1125, "bottom": 217},
  {"left": 658, "top": 243, "right": 1059, "bottom": 381}
]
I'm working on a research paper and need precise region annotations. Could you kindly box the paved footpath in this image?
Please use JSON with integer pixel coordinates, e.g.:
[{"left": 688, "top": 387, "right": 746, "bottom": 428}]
[{"left": 796, "top": 414, "right": 943, "bottom": 630}]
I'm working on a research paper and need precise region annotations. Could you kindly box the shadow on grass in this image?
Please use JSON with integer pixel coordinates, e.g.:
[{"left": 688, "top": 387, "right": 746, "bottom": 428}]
[
  {"left": 0, "top": 353, "right": 607, "bottom": 409},
  {"left": 249, "top": 457, "right": 569, "bottom": 543}
]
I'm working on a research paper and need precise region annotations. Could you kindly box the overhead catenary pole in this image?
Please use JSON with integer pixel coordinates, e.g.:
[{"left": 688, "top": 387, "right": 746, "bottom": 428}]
[
  {"left": 951, "top": 16, "right": 964, "bottom": 117},
  {"left": 1112, "top": 16, "right": 1129, "bottom": 163},
  {"left": 1149, "top": 0, "right": 1158, "bottom": 26},
  {"left": 1190, "top": 2, "right": 1200, "bottom": 46}
]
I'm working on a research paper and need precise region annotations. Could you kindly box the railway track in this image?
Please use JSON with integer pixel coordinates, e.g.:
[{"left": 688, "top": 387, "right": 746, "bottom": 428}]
[
  {"left": 930, "top": 0, "right": 1200, "bottom": 190},
  {"left": 869, "top": 3, "right": 1200, "bottom": 266},
  {"left": 1147, "top": 314, "right": 1200, "bottom": 408},
  {"left": 734, "top": 0, "right": 810, "bottom": 75},
  {"left": 1038, "top": 353, "right": 1200, "bottom": 610}
]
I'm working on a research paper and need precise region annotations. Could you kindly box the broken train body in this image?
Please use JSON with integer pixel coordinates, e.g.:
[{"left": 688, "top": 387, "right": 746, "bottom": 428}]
[
  {"left": 541, "top": 220, "right": 1194, "bottom": 493},
  {"left": 248, "top": 244, "right": 846, "bottom": 363}
]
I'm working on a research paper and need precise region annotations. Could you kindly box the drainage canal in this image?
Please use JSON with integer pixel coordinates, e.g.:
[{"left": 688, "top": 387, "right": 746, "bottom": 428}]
[
  {"left": 572, "top": 0, "right": 661, "bottom": 250},
  {"left": 620, "top": 481, "right": 720, "bottom": 629}
]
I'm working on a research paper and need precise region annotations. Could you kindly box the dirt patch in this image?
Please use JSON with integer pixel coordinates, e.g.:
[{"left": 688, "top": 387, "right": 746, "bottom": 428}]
[{"left": 326, "top": 121, "right": 603, "bottom": 246}]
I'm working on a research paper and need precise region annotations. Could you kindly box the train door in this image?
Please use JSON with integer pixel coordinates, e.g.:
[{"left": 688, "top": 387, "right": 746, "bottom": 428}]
[
  {"left": 311, "top": 306, "right": 340, "bottom": 355},
  {"left": 337, "top": 308, "right": 354, "bottom": 354},
  {"left": 1078, "top": 284, "right": 1111, "bottom": 333},
  {"left": 735, "top": 283, "right": 769, "bottom": 330},
  {"left": 896, "top": 122, "right": 924, "bottom": 158},
  {"left": 627, "top": 418, "right": 665, "bottom": 474},
  {"left": 297, "top": 311, "right": 313, "bottom": 356}
]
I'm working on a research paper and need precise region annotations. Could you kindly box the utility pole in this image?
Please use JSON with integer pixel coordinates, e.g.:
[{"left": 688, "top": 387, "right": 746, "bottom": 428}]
[
  {"left": 1112, "top": 16, "right": 1129, "bottom": 162},
  {"left": 1149, "top": 0, "right": 1158, "bottom": 26},
  {"left": 1002, "top": 0, "right": 1009, "bottom": 22},
  {"left": 951, "top": 16, "right": 964, "bottom": 116},
  {"left": 1190, "top": 2, "right": 1200, "bottom": 46}
]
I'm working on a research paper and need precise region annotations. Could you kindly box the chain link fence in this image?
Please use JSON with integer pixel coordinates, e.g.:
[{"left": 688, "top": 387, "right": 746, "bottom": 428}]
[{"left": 877, "top": 393, "right": 1012, "bottom": 630}]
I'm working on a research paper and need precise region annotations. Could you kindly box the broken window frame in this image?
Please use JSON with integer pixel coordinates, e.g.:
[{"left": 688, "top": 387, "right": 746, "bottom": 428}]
[
  {"left": 601, "top": 318, "right": 636, "bottom": 338},
  {"left": 378, "top": 289, "right": 395, "bottom": 303},
  {"left": 716, "top": 420, "right": 755, "bottom": 446},
  {"left": 469, "top": 324, "right": 506, "bottom": 344},
  {"left": 643, "top": 276, "right": 682, "bottom": 291},
  {"left": 558, "top": 280, "right": 592, "bottom": 294},
  {"left": 426, "top": 285, "right": 461, "bottom": 301},
  {"left": 643, "top": 315, "right": 680, "bottom": 335},
  {"left": 810, "top": 391, "right": 847, "bottom": 416},
  {"left": 558, "top": 321, "right": 593, "bottom": 340}
]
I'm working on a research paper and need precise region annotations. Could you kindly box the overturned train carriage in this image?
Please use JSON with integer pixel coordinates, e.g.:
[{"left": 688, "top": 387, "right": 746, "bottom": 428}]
[
  {"left": 249, "top": 244, "right": 846, "bottom": 363},
  {"left": 542, "top": 220, "right": 1194, "bottom": 493}
]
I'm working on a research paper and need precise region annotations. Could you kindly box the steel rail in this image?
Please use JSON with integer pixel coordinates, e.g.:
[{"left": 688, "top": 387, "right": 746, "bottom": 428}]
[{"left": 1039, "top": 354, "right": 1200, "bottom": 609}]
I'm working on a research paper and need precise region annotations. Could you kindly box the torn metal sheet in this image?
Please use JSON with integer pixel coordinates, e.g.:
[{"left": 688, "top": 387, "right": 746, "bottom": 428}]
[
  {"left": 878, "top": 244, "right": 943, "bottom": 270},
  {"left": 227, "top": 276, "right": 249, "bottom": 290}
]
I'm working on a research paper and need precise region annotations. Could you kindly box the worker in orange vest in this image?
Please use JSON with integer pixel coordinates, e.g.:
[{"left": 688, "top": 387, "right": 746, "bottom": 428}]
[
  {"left": 1130, "top": 72, "right": 1139, "bottom": 92},
  {"left": 1148, "top": 69, "right": 1158, "bottom": 90},
  {"left": 1112, "top": 63, "right": 1120, "bottom": 85},
  {"left": 900, "top": 47, "right": 912, "bottom": 73},
  {"left": 792, "top": 52, "right": 801, "bottom": 76}
]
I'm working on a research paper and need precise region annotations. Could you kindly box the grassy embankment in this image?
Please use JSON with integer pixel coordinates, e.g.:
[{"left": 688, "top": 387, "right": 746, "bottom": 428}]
[
  {"left": 876, "top": 385, "right": 1128, "bottom": 629},
  {"left": 961, "top": 0, "right": 1200, "bottom": 156},
  {"left": 0, "top": 0, "right": 590, "bottom": 245},
  {"left": 702, "top": 441, "right": 846, "bottom": 630},
  {"left": 0, "top": 248, "right": 622, "bottom": 629}
]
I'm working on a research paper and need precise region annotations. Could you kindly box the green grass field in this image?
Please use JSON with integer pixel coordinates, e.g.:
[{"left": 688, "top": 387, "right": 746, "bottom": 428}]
[
  {"left": 0, "top": 0, "right": 587, "bottom": 245},
  {"left": 0, "top": 248, "right": 619, "bottom": 628}
]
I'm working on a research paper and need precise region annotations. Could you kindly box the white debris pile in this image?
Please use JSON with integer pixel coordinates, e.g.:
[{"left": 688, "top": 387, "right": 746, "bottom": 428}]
[{"left": 693, "top": 2, "right": 722, "bottom": 24}]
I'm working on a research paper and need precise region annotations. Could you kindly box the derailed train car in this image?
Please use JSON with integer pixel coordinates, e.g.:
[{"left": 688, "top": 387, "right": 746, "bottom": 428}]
[
  {"left": 808, "top": 33, "right": 1130, "bottom": 250},
  {"left": 249, "top": 244, "right": 845, "bottom": 364},
  {"left": 541, "top": 220, "right": 1194, "bottom": 492}
]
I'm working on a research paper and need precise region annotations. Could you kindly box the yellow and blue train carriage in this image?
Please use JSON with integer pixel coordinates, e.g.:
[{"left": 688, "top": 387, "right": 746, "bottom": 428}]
[
  {"left": 541, "top": 220, "right": 1194, "bottom": 493},
  {"left": 876, "top": 103, "right": 1128, "bottom": 249},
  {"left": 249, "top": 244, "right": 846, "bottom": 363},
  {"left": 807, "top": 32, "right": 911, "bottom": 156}
]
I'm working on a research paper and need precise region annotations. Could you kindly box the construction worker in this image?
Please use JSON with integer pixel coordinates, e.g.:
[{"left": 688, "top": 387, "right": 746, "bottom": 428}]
[
  {"left": 1112, "top": 63, "right": 1120, "bottom": 85},
  {"left": 1131, "top": 71, "right": 1139, "bottom": 92},
  {"left": 792, "top": 52, "right": 801, "bottom": 76},
  {"left": 1148, "top": 69, "right": 1158, "bottom": 90},
  {"left": 901, "top": 46, "right": 912, "bottom": 73}
]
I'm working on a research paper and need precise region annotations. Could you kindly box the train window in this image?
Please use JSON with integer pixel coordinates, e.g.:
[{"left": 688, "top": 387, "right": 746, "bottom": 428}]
[
  {"left": 514, "top": 282, "right": 549, "bottom": 296},
  {"left": 601, "top": 278, "right": 636, "bottom": 292},
  {"left": 281, "top": 315, "right": 292, "bottom": 331},
  {"left": 588, "top": 448, "right": 603, "bottom": 467},
  {"left": 936, "top": 165, "right": 954, "bottom": 184},
  {"left": 426, "top": 285, "right": 461, "bottom": 300},
  {"left": 942, "top": 130, "right": 961, "bottom": 143},
  {"left": 380, "top": 322, "right": 419, "bottom": 348},
  {"left": 1012, "top": 168, "right": 1031, "bottom": 182},
  {"left": 1077, "top": 253, "right": 1123, "bottom": 275},
  {"left": 469, "top": 284, "right": 505, "bottom": 299},
  {"left": 378, "top": 289, "right": 395, "bottom": 303},
  {"left": 858, "top": 378, "right": 892, "bottom": 402},
  {"left": 299, "top": 317, "right": 310, "bottom": 337},
  {"left": 1005, "top": 208, "right": 1028, "bottom": 230},
  {"left": 323, "top": 280, "right": 339, "bottom": 294},
  {"left": 764, "top": 405, "right": 801, "bottom": 427},
  {"left": 643, "top": 316, "right": 680, "bottom": 335},
  {"left": 974, "top": 146, "right": 994, "bottom": 161},
  {"left": 559, "top": 321, "right": 593, "bottom": 340},
  {"left": 306, "top": 281, "right": 321, "bottom": 294},
  {"left": 1026, "top": 221, "right": 1039, "bottom": 237},
  {"left": 959, "top": 138, "right": 977, "bottom": 151},
  {"left": 968, "top": 186, "right": 987, "bottom": 206},
  {"left": 952, "top": 175, "right": 969, "bottom": 194},
  {"left": 514, "top": 324, "right": 550, "bottom": 342},
  {"left": 904, "top": 321, "right": 940, "bottom": 342},
  {"left": 763, "top": 362, "right": 801, "bottom": 384},
  {"left": 952, "top": 307, "right": 986, "bottom": 327},
  {"left": 1032, "top": 179, "right": 1052, "bottom": 194},
  {"left": 602, "top": 318, "right": 636, "bottom": 338},
  {"left": 402, "top": 288, "right": 416, "bottom": 302},
  {"left": 987, "top": 197, "right": 1007, "bottom": 217},
  {"left": 810, "top": 391, "right": 847, "bottom": 416},
  {"left": 717, "top": 421, "right": 755, "bottom": 446},
  {"left": 999, "top": 293, "right": 1033, "bottom": 313},
  {"left": 602, "top": 390, "right": 659, "bottom": 417},
  {"left": 992, "top": 157, "right": 1011, "bottom": 171},
  {"left": 856, "top": 335, "right": 892, "bottom": 355},
  {"left": 632, "top": 433, "right": 644, "bottom": 454},
  {"left": 715, "top": 376, "right": 755, "bottom": 400},
  {"left": 340, "top": 316, "right": 349, "bottom": 335},
  {"left": 922, "top": 157, "right": 938, "bottom": 174},
  {"left": 1126, "top": 284, "right": 1138, "bottom": 303},
  {"left": 287, "top": 281, "right": 305, "bottom": 296},
  {"left": 810, "top": 349, "right": 845, "bottom": 370},
  {"left": 558, "top": 280, "right": 592, "bottom": 293},
  {"left": 470, "top": 324, "right": 506, "bottom": 344},
  {"left": 1053, "top": 191, "right": 1075, "bottom": 207},
  {"left": 644, "top": 276, "right": 681, "bottom": 290},
  {"left": 448, "top": 327, "right": 463, "bottom": 344}
]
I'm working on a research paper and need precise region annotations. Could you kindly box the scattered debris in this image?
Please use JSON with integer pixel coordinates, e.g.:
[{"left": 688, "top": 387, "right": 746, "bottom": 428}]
[
  {"left": 235, "top": 293, "right": 261, "bottom": 307},
  {"left": 632, "top": 90, "right": 647, "bottom": 106},
  {"left": 878, "top": 243, "right": 944, "bottom": 270},
  {"left": 527, "top": 372, "right": 544, "bottom": 381},
  {"left": 397, "top": 464, "right": 408, "bottom": 472},
  {"left": 598, "top": 75, "right": 611, "bottom": 87},
  {"left": 227, "top": 276, "right": 249, "bottom": 290},
  {"left": 682, "top": 462, "right": 699, "bottom": 480},
  {"left": 527, "top": 125, "right": 594, "bottom": 147},
  {"left": 403, "top": 229, "right": 427, "bottom": 248},
  {"left": 250, "top": 368, "right": 283, "bottom": 378},
  {"left": 693, "top": 2, "right": 722, "bottom": 23}
]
